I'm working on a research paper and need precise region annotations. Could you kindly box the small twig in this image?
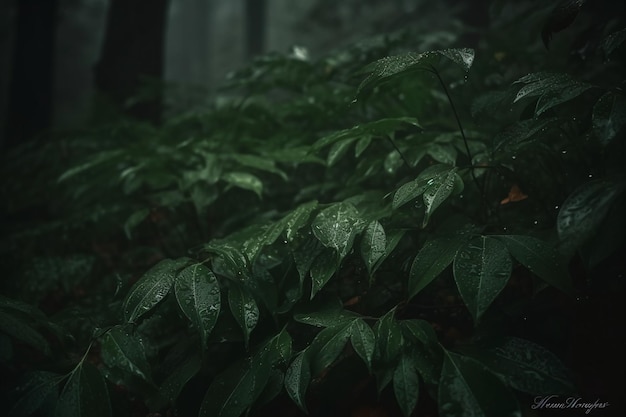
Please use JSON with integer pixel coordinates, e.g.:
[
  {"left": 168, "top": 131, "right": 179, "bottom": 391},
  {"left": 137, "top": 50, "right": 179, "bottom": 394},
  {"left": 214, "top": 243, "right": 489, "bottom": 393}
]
[{"left": 386, "top": 135, "right": 412, "bottom": 168}]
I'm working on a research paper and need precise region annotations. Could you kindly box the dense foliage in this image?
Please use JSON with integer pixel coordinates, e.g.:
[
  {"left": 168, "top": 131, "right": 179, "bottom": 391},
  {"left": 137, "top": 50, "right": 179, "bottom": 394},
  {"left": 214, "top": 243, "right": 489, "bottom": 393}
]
[{"left": 1, "top": 2, "right": 624, "bottom": 416}]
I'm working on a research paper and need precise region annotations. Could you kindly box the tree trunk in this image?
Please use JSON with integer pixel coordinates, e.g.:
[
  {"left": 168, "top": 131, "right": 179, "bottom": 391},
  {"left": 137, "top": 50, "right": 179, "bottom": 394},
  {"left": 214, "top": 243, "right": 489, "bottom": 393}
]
[
  {"left": 94, "top": 0, "right": 169, "bottom": 124},
  {"left": 4, "top": 0, "right": 58, "bottom": 150}
]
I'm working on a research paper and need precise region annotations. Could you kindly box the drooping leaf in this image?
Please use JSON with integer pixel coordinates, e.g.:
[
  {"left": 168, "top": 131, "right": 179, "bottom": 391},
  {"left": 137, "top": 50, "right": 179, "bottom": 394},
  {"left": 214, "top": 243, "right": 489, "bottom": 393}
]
[
  {"left": 495, "top": 235, "right": 572, "bottom": 295},
  {"left": 512, "top": 72, "right": 593, "bottom": 116},
  {"left": 600, "top": 27, "right": 626, "bottom": 59},
  {"left": 174, "top": 263, "right": 221, "bottom": 349},
  {"left": 228, "top": 284, "right": 259, "bottom": 347},
  {"left": 294, "top": 298, "right": 358, "bottom": 328},
  {"left": 313, "top": 118, "right": 421, "bottom": 151},
  {"left": 438, "top": 350, "right": 520, "bottom": 417},
  {"left": 55, "top": 362, "right": 112, "bottom": 417},
  {"left": 374, "top": 309, "right": 403, "bottom": 362},
  {"left": 9, "top": 371, "right": 63, "bottom": 417},
  {"left": 311, "top": 202, "right": 365, "bottom": 257},
  {"left": 256, "top": 369, "right": 284, "bottom": 408},
  {"left": 205, "top": 242, "right": 250, "bottom": 280},
  {"left": 283, "top": 200, "right": 318, "bottom": 241},
  {"left": 284, "top": 350, "right": 311, "bottom": 413},
  {"left": 422, "top": 168, "right": 459, "bottom": 227},
  {"left": 358, "top": 48, "right": 474, "bottom": 95},
  {"left": 360, "top": 220, "right": 387, "bottom": 275},
  {"left": 493, "top": 118, "right": 559, "bottom": 156},
  {"left": 310, "top": 248, "right": 340, "bottom": 299},
  {"left": 349, "top": 318, "right": 376, "bottom": 371},
  {"left": 0, "top": 310, "right": 50, "bottom": 355},
  {"left": 123, "top": 258, "right": 187, "bottom": 323},
  {"left": 123, "top": 208, "right": 150, "bottom": 239},
  {"left": 541, "top": 0, "right": 586, "bottom": 48},
  {"left": 229, "top": 153, "right": 287, "bottom": 180},
  {"left": 158, "top": 354, "right": 202, "bottom": 404},
  {"left": 557, "top": 178, "right": 626, "bottom": 256},
  {"left": 99, "top": 326, "right": 151, "bottom": 382},
  {"left": 400, "top": 319, "right": 439, "bottom": 348},
  {"left": 221, "top": 171, "right": 263, "bottom": 198},
  {"left": 453, "top": 236, "right": 512, "bottom": 322},
  {"left": 392, "top": 164, "right": 451, "bottom": 209},
  {"left": 393, "top": 354, "right": 420, "bottom": 417},
  {"left": 592, "top": 92, "right": 626, "bottom": 146},
  {"left": 308, "top": 323, "right": 352, "bottom": 376},
  {"left": 409, "top": 235, "right": 467, "bottom": 298},
  {"left": 292, "top": 235, "right": 324, "bottom": 288},
  {"left": 327, "top": 137, "right": 357, "bottom": 166},
  {"left": 462, "top": 337, "right": 575, "bottom": 395}
]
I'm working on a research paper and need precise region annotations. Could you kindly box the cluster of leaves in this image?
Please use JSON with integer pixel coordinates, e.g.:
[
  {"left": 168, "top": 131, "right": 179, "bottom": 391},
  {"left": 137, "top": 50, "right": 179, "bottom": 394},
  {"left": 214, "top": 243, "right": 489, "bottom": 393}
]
[{"left": 1, "top": 3, "right": 625, "bottom": 417}]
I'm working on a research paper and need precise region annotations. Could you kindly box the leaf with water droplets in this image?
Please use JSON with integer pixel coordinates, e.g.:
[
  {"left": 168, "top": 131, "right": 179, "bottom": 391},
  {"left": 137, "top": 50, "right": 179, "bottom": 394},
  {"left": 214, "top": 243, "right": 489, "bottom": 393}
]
[
  {"left": 493, "top": 118, "right": 559, "bottom": 156},
  {"left": 311, "top": 202, "right": 365, "bottom": 258},
  {"left": 228, "top": 284, "right": 259, "bottom": 348},
  {"left": 512, "top": 72, "right": 593, "bottom": 116},
  {"left": 284, "top": 200, "right": 318, "bottom": 241},
  {"left": 557, "top": 178, "right": 626, "bottom": 256},
  {"left": 310, "top": 248, "right": 340, "bottom": 299},
  {"left": 294, "top": 298, "right": 357, "bottom": 328},
  {"left": 55, "top": 362, "right": 111, "bottom": 417},
  {"left": 409, "top": 235, "right": 467, "bottom": 298},
  {"left": 374, "top": 309, "right": 403, "bottom": 362},
  {"left": 393, "top": 354, "right": 420, "bottom": 417},
  {"left": 438, "top": 350, "right": 521, "bottom": 417},
  {"left": 350, "top": 318, "right": 376, "bottom": 371},
  {"left": 361, "top": 220, "right": 386, "bottom": 275},
  {"left": 422, "top": 168, "right": 459, "bottom": 227},
  {"left": 462, "top": 337, "right": 575, "bottom": 395},
  {"left": 205, "top": 242, "right": 250, "bottom": 280},
  {"left": 174, "top": 264, "right": 221, "bottom": 349},
  {"left": 221, "top": 171, "right": 263, "bottom": 198},
  {"left": 592, "top": 91, "right": 626, "bottom": 146},
  {"left": 100, "top": 326, "right": 152, "bottom": 382},
  {"left": 495, "top": 235, "right": 572, "bottom": 295},
  {"left": 438, "top": 48, "right": 475, "bottom": 71},
  {"left": 392, "top": 164, "right": 451, "bottom": 210},
  {"left": 453, "top": 236, "right": 512, "bottom": 322},
  {"left": 123, "top": 258, "right": 187, "bottom": 323},
  {"left": 284, "top": 350, "right": 311, "bottom": 413}
]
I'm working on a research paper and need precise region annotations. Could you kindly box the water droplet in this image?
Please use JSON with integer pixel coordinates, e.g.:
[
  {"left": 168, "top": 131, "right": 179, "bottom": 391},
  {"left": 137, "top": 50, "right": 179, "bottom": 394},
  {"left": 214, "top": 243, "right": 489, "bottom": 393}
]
[
  {"left": 554, "top": 205, "right": 559, "bottom": 210},
  {"left": 561, "top": 150, "right": 567, "bottom": 154},
  {"left": 588, "top": 174, "right": 593, "bottom": 178},
  {"left": 533, "top": 220, "right": 538, "bottom": 225},
  {"left": 511, "top": 155, "right": 517, "bottom": 160}
]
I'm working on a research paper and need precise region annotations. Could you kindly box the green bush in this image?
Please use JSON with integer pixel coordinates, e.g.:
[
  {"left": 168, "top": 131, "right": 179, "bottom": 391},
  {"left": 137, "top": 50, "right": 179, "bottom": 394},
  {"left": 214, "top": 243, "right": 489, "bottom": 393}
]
[{"left": 1, "top": 3, "right": 625, "bottom": 417}]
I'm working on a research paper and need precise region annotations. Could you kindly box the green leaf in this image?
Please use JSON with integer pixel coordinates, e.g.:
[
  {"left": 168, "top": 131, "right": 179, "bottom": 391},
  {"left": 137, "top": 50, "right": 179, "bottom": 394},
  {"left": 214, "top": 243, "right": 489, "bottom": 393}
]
[
  {"left": 230, "top": 153, "right": 287, "bottom": 180},
  {"left": 292, "top": 235, "right": 324, "bottom": 288},
  {"left": 513, "top": 72, "right": 593, "bottom": 116},
  {"left": 205, "top": 242, "right": 250, "bottom": 280},
  {"left": 294, "top": 300, "right": 358, "bottom": 328},
  {"left": 360, "top": 220, "right": 386, "bottom": 275},
  {"left": 284, "top": 200, "right": 318, "bottom": 241},
  {"left": 158, "top": 354, "right": 202, "bottom": 404},
  {"left": 557, "top": 178, "right": 626, "bottom": 256},
  {"left": 228, "top": 284, "right": 259, "bottom": 347},
  {"left": 592, "top": 92, "right": 626, "bottom": 146},
  {"left": 0, "top": 310, "right": 50, "bottom": 355},
  {"left": 393, "top": 354, "right": 420, "bottom": 417},
  {"left": 123, "top": 258, "right": 186, "bottom": 323},
  {"left": 409, "top": 235, "right": 467, "bottom": 298},
  {"left": 400, "top": 319, "right": 439, "bottom": 347},
  {"left": 9, "top": 371, "right": 62, "bottom": 417},
  {"left": 99, "top": 326, "right": 151, "bottom": 382},
  {"left": 174, "top": 263, "right": 221, "bottom": 349},
  {"left": 309, "top": 323, "right": 352, "bottom": 376},
  {"left": 600, "top": 27, "right": 626, "bottom": 58},
  {"left": 495, "top": 235, "right": 572, "bottom": 295},
  {"left": 311, "top": 202, "right": 365, "bottom": 257},
  {"left": 327, "top": 137, "right": 357, "bottom": 166},
  {"left": 439, "top": 350, "right": 520, "bottom": 417},
  {"left": 123, "top": 208, "right": 150, "bottom": 239},
  {"left": 55, "top": 362, "right": 111, "bottom": 417},
  {"left": 57, "top": 150, "right": 123, "bottom": 182},
  {"left": 222, "top": 171, "right": 263, "bottom": 198},
  {"left": 313, "top": 118, "right": 421, "bottom": 150},
  {"left": 284, "top": 351, "right": 311, "bottom": 413},
  {"left": 463, "top": 337, "right": 575, "bottom": 395},
  {"left": 453, "top": 236, "right": 512, "bottom": 322},
  {"left": 392, "top": 164, "right": 450, "bottom": 209},
  {"left": 350, "top": 319, "right": 376, "bottom": 371},
  {"left": 310, "top": 248, "right": 339, "bottom": 299},
  {"left": 493, "top": 118, "right": 559, "bottom": 156},
  {"left": 374, "top": 309, "right": 402, "bottom": 362},
  {"left": 358, "top": 48, "right": 474, "bottom": 94},
  {"left": 422, "top": 168, "right": 459, "bottom": 227}
]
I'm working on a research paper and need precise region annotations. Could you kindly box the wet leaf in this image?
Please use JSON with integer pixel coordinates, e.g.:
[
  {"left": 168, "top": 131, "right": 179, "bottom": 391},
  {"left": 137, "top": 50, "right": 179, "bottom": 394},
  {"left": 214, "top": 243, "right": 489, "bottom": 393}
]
[
  {"left": 284, "top": 200, "right": 318, "bottom": 241},
  {"left": 374, "top": 309, "right": 402, "bottom": 362},
  {"left": 349, "top": 318, "right": 376, "bottom": 371},
  {"left": 361, "top": 221, "right": 386, "bottom": 275},
  {"left": 392, "top": 164, "right": 450, "bottom": 209},
  {"left": 393, "top": 354, "right": 420, "bottom": 417},
  {"left": 310, "top": 249, "right": 339, "bottom": 299},
  {"left": 55, "top": 362, "right": 111, "bottom": 417},
  {"left": 453, "top": 236, "right": 512, "bottom": 322},
  {"left": 123, "top": 258, "right": 187, "bottom": 323},
  {"left": 309, "top": 323, "right": 352, "bottom": 376},
  {"left": 541, "top": 0, "right": 585, "bottom": 48},
  {"left": 100, "top": 326, "right": 151, "bottom": 382},
  {"left": 284, "top": 351, "right": 311, "bottom": 412},
  {"left": 512, "top": 72, "right": 592, "bottom": 116},
  {"left": 409, "top": 235, "right": 467, "bottom": 298},
  {"left": 592, "top": 92, "right": 626, "bottom": 146},
  {"left": 174, "top": 263, "right": 221, "bottom": 349},
  {"left": 495, "top": 235, "right": 572, "bottom": 295},
  {"left": 228, "top": 284, "right": 259, "bottom": 348},
  {"left": 311, "top": 202, "right": 365, "bottom": 258},
  {"left": 439, "top": 350, "right": 520, "bottom": 417},
  {"left": 422, "top": 168, "right": 459, "bottom": 227},
  {"left": 462, "top": 337, "right": 575, "bottom": 395},
  {"left": 313, "top": 118, "right": 421, "bottom": 151}
]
